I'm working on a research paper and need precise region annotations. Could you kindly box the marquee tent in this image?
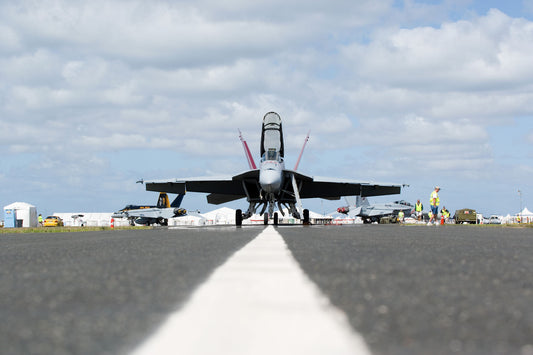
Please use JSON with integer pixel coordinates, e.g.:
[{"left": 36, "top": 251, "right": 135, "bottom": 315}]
[
  {"left": 518, "top": 207, "right": 533, "bottom": 223},
  {"left": 519, "top": 207, "right": 533, "bottom": 217}
]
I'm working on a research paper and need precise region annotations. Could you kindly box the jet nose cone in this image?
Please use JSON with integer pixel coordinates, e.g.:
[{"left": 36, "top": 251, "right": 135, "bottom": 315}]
[{"left": 259, "top": 169, "right": 281, "bottom": 193}]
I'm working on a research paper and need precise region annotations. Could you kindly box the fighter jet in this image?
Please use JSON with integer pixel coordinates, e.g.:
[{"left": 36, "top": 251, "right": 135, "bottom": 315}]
[
  {"left": 112, "top": 192, "right": 187, "bottom": 226},
  {"left": 144, "top": 112, "right": 403, "bottom": 226},
  {"left": 337, "top": 196, "right": 414, "bottom": 223}
]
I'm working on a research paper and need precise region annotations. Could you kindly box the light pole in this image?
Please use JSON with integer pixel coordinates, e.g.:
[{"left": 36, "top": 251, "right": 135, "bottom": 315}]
[{"left": 518, "top": 189, "right": 522, "bottom": 223}]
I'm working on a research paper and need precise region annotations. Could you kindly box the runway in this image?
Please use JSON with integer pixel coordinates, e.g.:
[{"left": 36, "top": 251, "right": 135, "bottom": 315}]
[{"left": 1, "top": 225, "right": 532, "bottom": 355}]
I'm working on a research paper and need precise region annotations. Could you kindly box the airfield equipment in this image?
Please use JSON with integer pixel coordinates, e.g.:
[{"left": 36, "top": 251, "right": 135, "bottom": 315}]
[{"left": 454, "top": 208, "right": 477, "bottom": 224}]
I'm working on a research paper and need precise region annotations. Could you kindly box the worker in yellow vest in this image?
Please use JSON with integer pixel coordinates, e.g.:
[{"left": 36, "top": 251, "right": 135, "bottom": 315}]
[
  {"left": 415, "top": 199, "right": 423, "bottom": 221},
  {"left": 441, "top": 206, "right": 450, "bottom": 223},
  {"left": 428, "top": 186, "right": 440, "bottom": 225},
  {"left": 38, "top": 214, "right": 44, "bottom": 227},
  {"left": 398, "top": 210, "right": 405, "bottom": 224}
]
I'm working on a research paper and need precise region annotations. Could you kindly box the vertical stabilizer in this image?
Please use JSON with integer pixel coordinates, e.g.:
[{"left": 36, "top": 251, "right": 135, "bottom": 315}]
[
  {"left": 157, "top": 193, "right": 170, "bottom": 208},
  {"left": 170, "top": 194, "right": 185, "bottom": 208},
  {"left": 239, "top": 129, "right": 257, "bottom": 169},
  {"left": 356, "top": 195, "right": 370, "bottom": 207},
  {"left": 294, "top": 130, "right": 310, "bottom": 170}
]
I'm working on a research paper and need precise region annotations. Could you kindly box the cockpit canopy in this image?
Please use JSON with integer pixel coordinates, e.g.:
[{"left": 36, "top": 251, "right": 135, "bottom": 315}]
[
  {"left": 261, "top": 148, "right": 282, "bottom": 162},
  {"left": 261, "top": 112, "right": 284, "bottom": 158}
]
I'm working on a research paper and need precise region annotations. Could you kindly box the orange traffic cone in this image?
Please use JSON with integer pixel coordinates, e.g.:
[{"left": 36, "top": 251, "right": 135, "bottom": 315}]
[{"left": 440, "top": 215, "right": 444, "bottom": 225}]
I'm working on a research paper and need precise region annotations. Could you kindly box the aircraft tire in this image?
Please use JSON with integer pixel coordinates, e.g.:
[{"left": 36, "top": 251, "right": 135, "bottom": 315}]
[
  {"left": 274, "top": 212, "right": 278, "bottom": 225},
  {"left": 236, "top": 209, "right": 243, "bottom": 226},
  {"left": 264, "top": 213, "right": 269, "bottom": 225},
  {"left": 303, "top": 209, "right": 310, "bottom": 225}
]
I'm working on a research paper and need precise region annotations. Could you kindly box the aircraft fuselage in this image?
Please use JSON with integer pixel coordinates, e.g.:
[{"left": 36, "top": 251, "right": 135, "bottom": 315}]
[
  {"left": 256, "top": 112, "right": 288, "bottom": 218},
  {"left": 259, "top": 159, "right": 284, "bottom": 193}
]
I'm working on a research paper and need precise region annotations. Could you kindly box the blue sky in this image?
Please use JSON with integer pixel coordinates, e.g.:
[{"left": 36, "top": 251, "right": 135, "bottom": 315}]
[{"left": 1, "top": 0, "right": 532, "bottom": 218}]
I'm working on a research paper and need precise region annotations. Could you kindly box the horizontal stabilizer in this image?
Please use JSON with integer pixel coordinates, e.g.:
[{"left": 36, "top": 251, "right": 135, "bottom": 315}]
[
  {"left": 207, "top": 193, "right": 246, "bottom": 205},
  {"left": 352, "top": 207, "right": 363, "bottom": 216}
]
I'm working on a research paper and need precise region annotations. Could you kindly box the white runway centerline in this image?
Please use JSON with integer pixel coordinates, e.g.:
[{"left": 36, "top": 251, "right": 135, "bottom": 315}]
[{"left": 132, "top": 226, "right": 371, "bottom": 355}]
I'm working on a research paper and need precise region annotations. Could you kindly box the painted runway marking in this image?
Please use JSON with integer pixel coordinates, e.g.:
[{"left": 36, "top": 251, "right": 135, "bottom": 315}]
[{"left": 132, "top": 226, "right": 371, "bottom": 355}]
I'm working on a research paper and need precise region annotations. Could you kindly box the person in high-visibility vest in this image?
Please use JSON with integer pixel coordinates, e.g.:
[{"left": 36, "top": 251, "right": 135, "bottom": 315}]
[
  {"left": 415, "top": 199, "right": 423, "bottom": 221},
  {"left": 428, "top": 186, "right": 440, "bottom": 225},
  {"left": 441, "top": 206, "right": 450, "bottom": 223},
  {"left": 38, "top": 214, "right": 44, "bottom": 227},
  {"left": 398, "top": 210, "right": 405, "bottom": 224}
]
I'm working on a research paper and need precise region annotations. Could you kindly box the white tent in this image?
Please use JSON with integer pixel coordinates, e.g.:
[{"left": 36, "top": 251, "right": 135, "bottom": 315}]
[
  {"left": 3, "top": 202, "right": 38, "bottom": 228},
  {"left": 519, "top": 207, "right": 533, "bottom": 217},
  {"left": 169, "top": 214, "right": 206, "bottom": 226},
  {"left": 518, "top": 207, "right": 533, "bottom": 223},
  {"left": 53, "top": 212, "right": 115, "bottom": 227},
  {"left": 201, "top": 207, "right": 236, "bottom": 225}
]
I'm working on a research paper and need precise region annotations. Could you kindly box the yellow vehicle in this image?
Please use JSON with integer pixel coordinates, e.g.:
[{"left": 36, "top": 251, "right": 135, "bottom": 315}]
[{"left": 44, "top": 216, "right": 64, "bottom": 227}]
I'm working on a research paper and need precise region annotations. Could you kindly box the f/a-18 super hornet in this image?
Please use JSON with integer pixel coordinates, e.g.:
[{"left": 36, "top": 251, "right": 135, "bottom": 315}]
[
  {"left": 143, "top": 112, "right": 403, "bottom": 226},
  {"left": 337, "top": 196, "right": 414, "bottom": 223},
  {"left": 112, "top": 192, "right": 187, "bottom": 226}
]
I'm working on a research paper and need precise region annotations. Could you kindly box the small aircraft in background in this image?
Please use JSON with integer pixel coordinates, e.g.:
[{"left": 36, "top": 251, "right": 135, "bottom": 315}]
[
  {"left": 337, "top": 196, "right": 414, "bottom": 223},
  {"left": 144, "top": 112, "right": 404, "bottom": 226},
  {"left": 112, "top": 192, "right": 187, "bottom": 226}
]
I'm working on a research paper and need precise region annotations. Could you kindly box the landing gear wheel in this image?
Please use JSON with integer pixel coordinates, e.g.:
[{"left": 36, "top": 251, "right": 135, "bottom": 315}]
[
  {"left": 236, "top": 209, "right": 243, "bottom": 227},
  {"left": 303, "top": 209, "right": 310, "bottom": 225},
  {"left": 274, "top": 212, "right": 278, "bottom": 226},
  {"left": 264, "top": 213, "right": 269, "bottom": 225}
]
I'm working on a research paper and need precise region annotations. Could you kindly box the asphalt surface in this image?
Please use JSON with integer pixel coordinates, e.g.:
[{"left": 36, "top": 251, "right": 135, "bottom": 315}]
[
  {"left": 1, "top": 225, "right": 532, "bottom": 355},
  {"left": 0, "top": 227, "right": 256, "bottom": 355}
]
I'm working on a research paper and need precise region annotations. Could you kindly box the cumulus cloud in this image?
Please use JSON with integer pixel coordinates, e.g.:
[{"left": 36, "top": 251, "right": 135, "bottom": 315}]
[
  {"left": 0, "top": 0, "right": 532, "bottom": 213},
  {"left": 341, "top": 10, "right": 533, "bottom": 91}
]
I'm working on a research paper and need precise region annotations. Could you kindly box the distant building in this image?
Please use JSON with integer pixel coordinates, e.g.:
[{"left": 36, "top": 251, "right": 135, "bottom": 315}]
[{"left": 3, "top": 202, "right": 38, "bottom": 228}]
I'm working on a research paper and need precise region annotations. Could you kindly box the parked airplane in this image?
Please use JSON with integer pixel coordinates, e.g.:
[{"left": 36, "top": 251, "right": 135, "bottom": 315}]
[
  {"left": 143, "top": 112, "right": 403, "bottom": 226},
  {"left": 337, "top": 196, "right": 414, "bottom": 223},
  {"left": 112, "top": 192, "right": 187, "bottom": 226}
]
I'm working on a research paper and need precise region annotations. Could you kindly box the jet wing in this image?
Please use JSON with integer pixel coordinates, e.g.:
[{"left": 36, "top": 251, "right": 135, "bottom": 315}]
[
  {"left": 145, "top": 169, "right": 401, "bottom": 205},
  {"left": 289, "top": 171, "right": 401, "bottom": 199},
  {"left": 145, "top": 170, "right": 260, "bottom": 205}
]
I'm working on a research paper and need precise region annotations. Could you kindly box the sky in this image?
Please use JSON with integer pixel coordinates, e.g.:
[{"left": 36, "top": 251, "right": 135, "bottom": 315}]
[{"left": 1, "top": 0, "right": 532, "bottom": 218}]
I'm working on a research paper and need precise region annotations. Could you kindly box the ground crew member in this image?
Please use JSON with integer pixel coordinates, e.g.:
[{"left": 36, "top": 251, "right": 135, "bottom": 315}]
[
  {"left": 398, "top": 210, "right": 405, "bottom": 224},
  {"left": 38, "top": 214, "right": 44, "bottom": 227},
  {"left": 441, "top": 206, "right": 450, "bottom": 223},
  {"left": 415, "top": 199, "right": 423, "bottom": 221},
  {"left": 429, "top": 186, "right": 440, "bottom": 225}
]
